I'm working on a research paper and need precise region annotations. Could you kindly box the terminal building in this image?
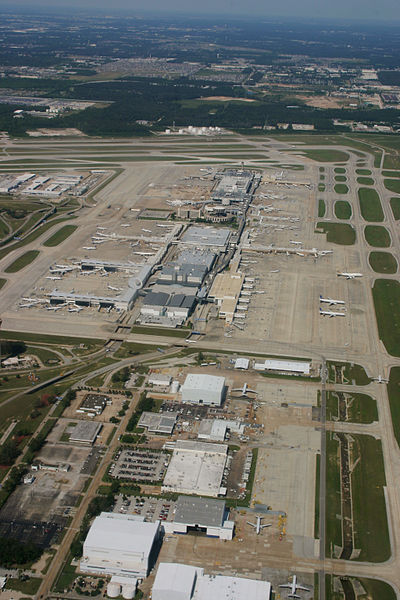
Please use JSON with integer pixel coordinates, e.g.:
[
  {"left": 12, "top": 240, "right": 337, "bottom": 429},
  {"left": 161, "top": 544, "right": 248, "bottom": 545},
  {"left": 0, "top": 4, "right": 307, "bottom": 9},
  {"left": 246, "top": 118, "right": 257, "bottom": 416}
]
[
  {"left": 80, "top": 512, "right": 161, "bottom": 579},
  {"left": 181, "top": 373, "right": 225, "bottom": 406},
  {"left": 211, "top": 169, "right": 254, "bottom": 205},
  {"left": 163, "top": 496, "right": 234, "bottom": 540},
  {"left": 152, "top": 563, "right": 271, "bottom": 600},
  {"left": 208, "top": 271, "right": 245, "bottom": 323}
]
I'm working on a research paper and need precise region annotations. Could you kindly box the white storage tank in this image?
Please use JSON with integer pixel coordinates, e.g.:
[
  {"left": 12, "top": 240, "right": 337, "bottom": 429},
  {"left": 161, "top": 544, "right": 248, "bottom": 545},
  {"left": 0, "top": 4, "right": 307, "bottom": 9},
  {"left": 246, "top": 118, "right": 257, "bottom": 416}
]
[
  {"left": 121, "top": 583, "right": 136, "bottom": 599},
  {"left": 170, "top": 380, "right": 180, "bottom": 394}
]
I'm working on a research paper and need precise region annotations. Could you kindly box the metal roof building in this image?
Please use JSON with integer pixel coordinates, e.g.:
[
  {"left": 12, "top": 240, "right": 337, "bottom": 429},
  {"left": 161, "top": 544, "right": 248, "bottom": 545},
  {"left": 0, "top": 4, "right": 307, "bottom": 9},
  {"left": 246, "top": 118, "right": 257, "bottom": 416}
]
[
  {"left": 69, "top": 421, "right": 102, "bottom": 445},
  {"left": 254, "top": 359, "right": 311, "bottom": 375},
  {"left": 80, "top": 512, "right": 161, "bottom": 578},
  {"left": 181, "top": 226, "right": 231, "bottom": 248},
  {"left": 163, "top": 496, "right": 234, "bottom": 540},
  {"left": 181, "top": 373, "right": 225, "bottom": 406},
  {"left": 152, "top": 563, "right": 271, "bottom": 600},
  {"left": 137, "top": 411, "right": 178, "bottom": 435}
]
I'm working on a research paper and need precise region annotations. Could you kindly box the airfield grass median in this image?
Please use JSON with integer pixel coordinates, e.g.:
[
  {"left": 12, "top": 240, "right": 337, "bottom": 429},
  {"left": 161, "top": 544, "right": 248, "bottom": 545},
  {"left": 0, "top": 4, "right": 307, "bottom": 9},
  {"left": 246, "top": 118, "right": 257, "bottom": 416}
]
[
  {"left": 384, "top": 179, "right": 400, "bottom": 194},
  {"left": 334, "top": 200, "right": 352, "bottom": 220},
  {"left": 300, "top": 149, "right": 349, "bottom": 162},
  {"left": 334, "top": 175, "right": 347, "bottom": 182},
  {"left": 351, "top": 434, "right": 390, "bottom": 562},
  {"left": 334, "top": 183, "right": 349, "bottom": 194},
  {"left": 390, "top": 197, "right": 400, "bottom": 220},
  {"left": 0, "top": 278, "right": 6, "bottom": 289},
  {"left": 356, "top": 168, "right": 372, "bottom": 176},
  {"left": 382, "top": 170, "right": 400, "bottom": 178},
  {"left": 358, "top": 188, "right": 384, "bottom": 221},
  {"left": 364, "top": 225, "right": 391, "bottom": 247},
  {"left": 131, "top": 325, "right": 188, "bottom": 338},
  {"left": 383, "top": 155, "right": 400, "bottom": 170},
  {"left": 357, "top": 177, "right": 374, "bottom": 185},
  {"left": 325, "top": 431, "right": 342, "bottom": 556},
  {"left": 318, "top": 199, "right": 326, "bottom": 217},
  {"left": 334, "top": 167, "right": 346, "bottom": 174},
  {"left": 43, "top": 224, "right": 77, "bottom": 247},
  {"left": 326, "top": 392, "right": 378, "bottom": 423},
  {"left": 369, "top": 251, "right": 397, "bottom": 274},
  {"left": 387, "top": 367, "right": 400, "bottom": 448},
  {"left": 4, "top": 249, "right": 39, "bottom": 273},
  {"left": 316, "top": 222, "right": 356, "bottom": 245},
  {"left": 372, "top": 279, "right": 400, "bottom": 357},
  {"left": 357, "top": 579, "right": 396, "bottom": 600}
]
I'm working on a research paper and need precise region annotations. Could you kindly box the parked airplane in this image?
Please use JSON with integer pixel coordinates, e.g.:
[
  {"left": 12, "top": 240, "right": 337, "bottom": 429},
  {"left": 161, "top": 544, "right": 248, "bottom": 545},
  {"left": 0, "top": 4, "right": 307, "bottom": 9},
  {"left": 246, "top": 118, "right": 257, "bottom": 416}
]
[
  {"left": 46, "top": 276, "right": 62, "bottom": 281},
  {"left": 337, "top": 272, "right": 363, "bottom": 279},
  {"left": 121, "top": 224, "right": 131, "bottom": 227},
  {"left": 318, "top": 250, "right": 333, "bottom": 256},
  {"left": 232, "top": 382, "right": 257, "bottom": 396},
  {"left": 68, "top": 307, "right": 82, "bottom": 313},
  {"left": 319, "top": 295, "right": 345, "bottom": 306},
  {"left": 290, "top": 240, "right": 303, "bottom": 245},
  {"left": 20, "top": 303, "right": 35, "bottom": 308},
  {"left": 247, "top": 516, "right": 271, "bottom": 535},
  {"left": 270, "top": 269, "right": 280, "bottom": 273},
  {"left": 83, "top": 246, "right": 96, "bottom": 251},
  {"left": 107, "top": 285, "right": 122, "bottom": 292},
  {"left": 373, "top": 375, "right": 389, "bottom": 384},
  {"left": 133, "top": 251, "right": 155, "bottom": 256},
  {"left": 142, "top": 228, "right": 152, "bottom": 233},
  {"left": 319, "top": 309, "right": 346, "bottom": 318},
  {"left": 279, "top": 575, "right": 310, "bottom": 598}
]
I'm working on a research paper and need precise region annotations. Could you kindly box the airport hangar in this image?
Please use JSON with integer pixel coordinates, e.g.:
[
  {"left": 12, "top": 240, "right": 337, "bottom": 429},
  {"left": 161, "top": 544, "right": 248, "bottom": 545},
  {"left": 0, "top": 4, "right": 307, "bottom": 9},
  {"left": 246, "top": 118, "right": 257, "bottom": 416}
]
[
  {"left": 163, "top": 495, "right": 234, "bottom": 540},
  {"left": 80, "top": 512, "right": 161, "bottom": 579},
  {"left": 180, "top": 374, "right": 225, "bottom": 406},
  {"left": 152, "top": 563, "right": 271, "bottom": 600}
]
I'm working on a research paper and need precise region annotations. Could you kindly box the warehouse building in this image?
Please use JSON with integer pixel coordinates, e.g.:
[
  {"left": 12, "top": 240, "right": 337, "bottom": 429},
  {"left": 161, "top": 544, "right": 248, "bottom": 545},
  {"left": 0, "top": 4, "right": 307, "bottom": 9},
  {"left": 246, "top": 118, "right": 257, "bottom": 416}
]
[
  {"left": 69, "top": 421, "right": 102, "bottom": 445},
  {"left": 137, "top": 411, "right": 178, "bottom": 435},
  {"left": 254, "top": 359, "right": 311, "bottom": 376},
  {"left": 162, "top": 440, "right": 228, "bottom": 497},
  {"left": 181, "top": 373, "right": 225, "bottom": 406},
  {"left": 77, "top": 393, "right": 109, "bottom": 416},
  {"left": 152, "top": 563, "right": 271, "bottom": 600},
  {"left": 163, "top": 496, "right": 234, "bottom": 540},
  {"left": 197, "top": 419, "right": 244, "bottom": 442},
  {"left": 80, "top": 512, "right": 161, "bottom": 578}
]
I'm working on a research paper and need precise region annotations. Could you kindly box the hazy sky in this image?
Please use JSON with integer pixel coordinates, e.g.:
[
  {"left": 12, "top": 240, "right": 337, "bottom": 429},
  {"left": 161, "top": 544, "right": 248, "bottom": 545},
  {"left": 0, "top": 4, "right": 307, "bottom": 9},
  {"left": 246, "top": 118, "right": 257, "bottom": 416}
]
[{"left": 5, "top": 0, "right": 400, "bottom": 21}]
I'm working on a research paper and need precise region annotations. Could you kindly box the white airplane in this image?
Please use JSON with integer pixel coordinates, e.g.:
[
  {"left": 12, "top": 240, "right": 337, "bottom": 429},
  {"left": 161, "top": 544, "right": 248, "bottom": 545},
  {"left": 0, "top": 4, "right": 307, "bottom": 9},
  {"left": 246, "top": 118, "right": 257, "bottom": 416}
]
[
  {"left": 319, "top": 308, "right": 346, "bottom": 318},
  {"left": 68, "top": 307, "right": 82, "bottom": 313},
  {"left": 100, "top": 272, "right": 109, "bottom": 277},
  {"left": 20, "top": 303, "right": 35, "bottom": 308},
  {"left": 121, "top": 223, "right": 131, "bottom": 227},
  {"left": 290, "top": 240, "right": 303, "bottom": 245},
  {"left": 279, "top": 575, "right": 310, "bottom": 598},
  {"left": 318, "top": 250, "right": 333, "bottom": 256},
  {"left": 142, "top": 228, "right": 152, "bottom": 233},
  {"left": 54, "top": 264, "right": 73, "bottom": 270},
  {"left": 232, "top": 382, "right": 257, "bottom": 396},
  {"left": 97, "top": 226, "right": 107, "bottom": 230},
  {"left": 22, "top": 297, "right": 41, "bottom": 303},
  {"left": 83, "top": 246, "right": 96, "bottom": 251},
  {"left": 46, "top": 306, "right": 63, "bottom": 311},
  {"left": 107, "top": 285, "right": 122, "bottom": 292},
  {"left": 247, "top": 516, "right": 271, "bottom": 535},
  {"left": 373, "top": 375, "right": 388, "bottom": 384},
  {"left": 338, "top": 272, "right": 363, "bottom": 279},
  {"left": 46, "top": 276, "right": 62, "bottom": 281},
  {"left": 319, "top": 295, "right": 345, "bottom": 306},
  {"left": 133, "top": 251, "right": 155, "bottom": 256},
  {"left": 270, "top": 269, "right": 280, "bottom": 273}
]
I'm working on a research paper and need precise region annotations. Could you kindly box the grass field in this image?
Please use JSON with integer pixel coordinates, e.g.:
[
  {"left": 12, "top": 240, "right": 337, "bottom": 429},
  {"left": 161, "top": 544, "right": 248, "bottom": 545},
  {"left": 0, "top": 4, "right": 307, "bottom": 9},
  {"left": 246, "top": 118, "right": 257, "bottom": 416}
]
[
  {"left": 364, "top": 225, "right": 391, "bottom": 247},
  {"left": 4, "top": 249, "right": 40, "bottom": 273},
  {"left": 334, "top": 200, "right": 352, "bottom": 220},
  {"left": 334, "top": 167, "right": 346, "bottom": 174},
  {"left": 334, "top": 183, "right": 349, "bottom": 194},
  {"left": 318, "top": 183, "right": 325, "bottom": 192},
  {"left": 325, "top": 431, "right": 342, "bottom": 556},
  {"left": 357, "top": 176, "right": 374, "bottom": 185},
  {"left": 131, "top": 325, "right": 189, "bottom": 338},
  {"left": 382, "top": 170, "right": 400, "bottom": 178},
  {"left": 318, "top": 199, "right": 326, "bottom": 217},
  {"left": 387, "top": 367, "right": 400, "bottom": 447},
  {"left": 383, "top": 155, "right": 400, "bottom": 170},
  {"left": 351, "top": 435, "right": 390, "bottom": 562},
  {"left": 43, "top": 224, "right": 77, "bottom": 247},
  {"left": 356, "top": 168, "right": 372, "bottom": 175},
  {"left": 369, "top": 251, "right": 397, "bottom": 274},
  {"left": 390, "top": 197, "right": 400, "bottom": 220},
  {"left": 372, "top": 279, "right": 400, "bottom": 356},
  {"left": 0, "top": 329, "right": 103, "bottom": 347},
  {"left": 6, "top": 577, "right": 42, "bottom": 594},
  {"left": 357, "top": 579, "right": 396, "bottom": 600},
  {"left": 316, "top": 222, "right": 356, "bottom": 245},
  {"left": 334, "top": 175, "right": 347, "bottom": 182},
  {"left": 314, "top": 453, "right": 320, "bottom": 539},
  {"left": 358, "top": 188, "right": 384, "bottom": 222},
  {"left": 326, "top": 392, "right": 378, "bottom": 423},
  {"left": 0, "top": 278, "right": 6, "bottom": 289},
  {"left": 384, "top": 179, "right": 400, "bottom": 194},
  {"left": 299, "top": 149, "right": 349, "bottom": 162}
]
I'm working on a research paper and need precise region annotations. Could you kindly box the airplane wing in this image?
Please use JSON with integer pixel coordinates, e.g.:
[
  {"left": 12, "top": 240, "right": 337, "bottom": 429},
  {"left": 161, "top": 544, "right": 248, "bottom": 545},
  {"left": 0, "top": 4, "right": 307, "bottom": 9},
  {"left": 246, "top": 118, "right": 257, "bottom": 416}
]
[
  {"left": 279, "top": 584, "right": 291, "bottom": 589},
  {"left": 297, "top": 586, "right": 310, "bottom": 591},
  {"left": 246, "top": 521, "right": 256, "bottom": 528}
]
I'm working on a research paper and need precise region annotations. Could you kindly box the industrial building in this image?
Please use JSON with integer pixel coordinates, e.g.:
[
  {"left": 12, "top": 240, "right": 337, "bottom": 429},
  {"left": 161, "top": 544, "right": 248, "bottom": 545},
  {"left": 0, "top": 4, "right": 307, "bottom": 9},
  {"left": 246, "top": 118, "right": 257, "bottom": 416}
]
[
  {"left": 137, "top": 411, "right": 178, "bottom": 435},
  {"left": 254, "top": 359, "right": 311, "bottom": 376},
  {"left": 140, "top": 291, "right": 196, "bottom": 324},
  {"left": 163, "top": 496, "right": 234, "bottom": 540},
  {"left": 69, "top": 421, "right": 102, "bottom": 445},
  {"left": 162, "top": 440, "right": 228, "bottom": 497},
  {"left": 148, "top": 373, "right": 172, "bottom": 387},
  {"left": 197, "top": 419, "right": 244, "bottom": 442},
  {"left": 152, "top": 563, "right": 271, "bottom": 600},
  {"left": 80, "top": 512, "right": 161, "bottom": 578},
  {"left": 181, "top": 373, "right": 225, "bottom": 406},
  {"left": 77, "top": 393, "right": 109, "bottom": 416},
  {"left": 208, "top": 271, "right": 245, "bottom": 323}
]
